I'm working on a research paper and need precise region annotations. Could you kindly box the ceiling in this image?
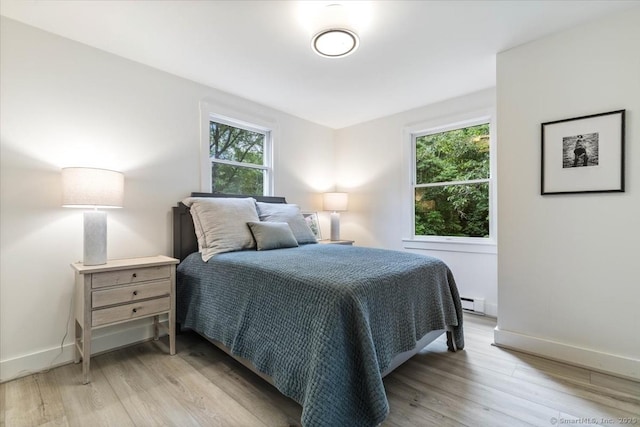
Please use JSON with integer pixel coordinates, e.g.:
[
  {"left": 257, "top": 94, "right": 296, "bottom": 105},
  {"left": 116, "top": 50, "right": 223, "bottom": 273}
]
[{"left": 1, "top": 1, "right": 637, "bottom": 129}]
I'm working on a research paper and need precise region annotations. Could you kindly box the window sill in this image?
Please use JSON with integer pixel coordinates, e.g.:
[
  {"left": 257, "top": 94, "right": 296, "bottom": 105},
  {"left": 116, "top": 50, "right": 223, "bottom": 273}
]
[{"left": 402, "top": 237, "right": 497, "bottom": 254}]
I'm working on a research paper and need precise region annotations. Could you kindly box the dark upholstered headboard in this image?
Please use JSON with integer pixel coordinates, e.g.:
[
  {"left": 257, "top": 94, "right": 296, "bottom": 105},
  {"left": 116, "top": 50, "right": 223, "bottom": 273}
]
[{"left": 172, "top": 192, "right": 287, "bottom": 262}]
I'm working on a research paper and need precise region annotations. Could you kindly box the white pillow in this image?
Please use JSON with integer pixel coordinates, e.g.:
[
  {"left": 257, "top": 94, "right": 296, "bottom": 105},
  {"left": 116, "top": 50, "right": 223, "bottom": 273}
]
[
  {"left": 256, "top": 202, "right": 317, "bottom": 244},
  {"left": 182, "top": 197, "right": 259, "bottom": 261}
]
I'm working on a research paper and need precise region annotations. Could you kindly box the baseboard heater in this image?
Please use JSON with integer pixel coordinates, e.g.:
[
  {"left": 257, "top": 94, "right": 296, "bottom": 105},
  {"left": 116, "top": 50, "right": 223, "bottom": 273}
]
[{"left": 460, "top": 297, "right": 485, "bottom": 315}]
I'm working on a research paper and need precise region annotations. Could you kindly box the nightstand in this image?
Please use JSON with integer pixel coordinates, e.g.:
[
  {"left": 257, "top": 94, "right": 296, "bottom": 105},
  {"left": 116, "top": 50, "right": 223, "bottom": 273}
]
[
  {"left": 318, "top": 239, "right": 354, "bottom": 246},
  {"left": 71, "top": 255, "right": 179, "bottom": 384}
]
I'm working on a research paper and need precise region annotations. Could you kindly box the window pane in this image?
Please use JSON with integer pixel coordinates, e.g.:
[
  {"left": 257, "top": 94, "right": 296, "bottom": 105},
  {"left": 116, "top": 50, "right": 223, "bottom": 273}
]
[
  {"left": 415, "top": 183, "right": 489, "bottom": 237},
  {"left": 210, "top": 121, "right": 264, "bottom": 165},
  {"left": 416, "top": 123, "right": 489, "bottom": 184},
  {"left": 212, "top": 163, "right": 264, "bottom": 195}
]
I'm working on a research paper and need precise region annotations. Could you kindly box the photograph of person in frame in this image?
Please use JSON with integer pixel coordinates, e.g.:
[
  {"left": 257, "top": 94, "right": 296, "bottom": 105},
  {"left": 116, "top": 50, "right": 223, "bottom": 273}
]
[{"left": 562, "top": 133, "right": 599, "bottom": 168}]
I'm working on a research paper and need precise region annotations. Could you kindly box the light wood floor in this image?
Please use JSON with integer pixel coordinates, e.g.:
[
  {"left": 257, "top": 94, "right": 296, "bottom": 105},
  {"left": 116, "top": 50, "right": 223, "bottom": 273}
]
[{"left": 2, "top": 314, "right": 638, "bottom": 426}]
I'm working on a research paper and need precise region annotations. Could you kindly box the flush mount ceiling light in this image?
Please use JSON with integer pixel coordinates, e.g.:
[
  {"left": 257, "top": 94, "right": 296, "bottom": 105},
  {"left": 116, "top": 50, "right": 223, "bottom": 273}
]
[{"left": 312, "top": 28, "right": 359, "bottom": 58}]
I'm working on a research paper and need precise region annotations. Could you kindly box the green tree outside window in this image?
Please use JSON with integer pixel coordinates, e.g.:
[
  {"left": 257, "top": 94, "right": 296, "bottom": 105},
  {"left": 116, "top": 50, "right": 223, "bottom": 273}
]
[
  {"left": 210, "top": 120, "right": 271, "bottom": 195},
  {"left": 414, "top": 123, "right": 490, "bottom": 237}
]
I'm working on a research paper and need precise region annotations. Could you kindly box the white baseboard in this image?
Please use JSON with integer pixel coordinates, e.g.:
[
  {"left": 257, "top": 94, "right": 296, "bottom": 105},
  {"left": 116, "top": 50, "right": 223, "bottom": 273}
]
[
  {"left": 494, "top": 326, "right": 640, "bottom": 382},
  {"left": 0, "top": 320, "right": 164, "bottom": 383}
]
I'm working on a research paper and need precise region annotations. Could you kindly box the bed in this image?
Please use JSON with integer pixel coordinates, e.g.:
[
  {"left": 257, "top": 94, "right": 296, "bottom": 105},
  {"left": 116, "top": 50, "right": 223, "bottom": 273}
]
[{"left": 173, "top": 193, "right": 464, "bottom": 427}]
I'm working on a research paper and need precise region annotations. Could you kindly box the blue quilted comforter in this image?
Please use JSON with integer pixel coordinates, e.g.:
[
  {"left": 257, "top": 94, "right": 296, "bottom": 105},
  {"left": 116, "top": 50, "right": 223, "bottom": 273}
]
[{"left": 176, "top": 244, "right": 464, "bottom": 427}]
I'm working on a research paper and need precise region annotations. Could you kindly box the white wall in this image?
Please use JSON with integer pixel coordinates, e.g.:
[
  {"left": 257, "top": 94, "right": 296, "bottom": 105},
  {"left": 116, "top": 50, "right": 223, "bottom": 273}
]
[
  {"left": 496, "top": 8, "right": 640, "bottom": 380},
  {"left": 0, "top": 18, "right": 335, "bottom": 382},
  {"left": 334, "top": 88, "right": 498, "bottom": 317}
]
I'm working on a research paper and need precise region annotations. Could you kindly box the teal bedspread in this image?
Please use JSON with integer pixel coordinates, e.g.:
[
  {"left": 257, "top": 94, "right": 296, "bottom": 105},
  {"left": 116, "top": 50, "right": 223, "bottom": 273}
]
[{"left": 176, "top": 244, "right": 464, "bottom": 427}]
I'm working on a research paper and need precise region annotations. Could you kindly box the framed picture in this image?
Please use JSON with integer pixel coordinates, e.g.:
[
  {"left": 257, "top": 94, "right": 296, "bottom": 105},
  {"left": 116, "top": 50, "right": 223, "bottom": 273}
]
[
  {"left": 541, "top": 110, "right": 625, "bottom": 195},
  {"left": 302, "top": 212, "right": 322, "bottom": 240}
]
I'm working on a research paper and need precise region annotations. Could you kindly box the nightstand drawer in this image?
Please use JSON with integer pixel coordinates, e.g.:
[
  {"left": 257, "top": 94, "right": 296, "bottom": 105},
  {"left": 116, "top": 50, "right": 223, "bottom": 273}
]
[
  {"left": 91, "top": 265, "right": 171, "bottom": 288},
  {"left": 92, "top": 296, "right": 170, "bottom": 327},
  {"left": 92, "top": 280, "right": 171, "bottom": 309}
]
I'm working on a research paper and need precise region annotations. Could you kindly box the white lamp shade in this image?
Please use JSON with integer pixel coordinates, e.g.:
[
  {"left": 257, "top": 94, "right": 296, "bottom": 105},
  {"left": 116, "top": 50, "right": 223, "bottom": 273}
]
[
  {"left": 62, "top": 167, "right": 124, "bottom": 208},
  {"left": 323, "top": 192, "right": 348, "bottom": 212}
]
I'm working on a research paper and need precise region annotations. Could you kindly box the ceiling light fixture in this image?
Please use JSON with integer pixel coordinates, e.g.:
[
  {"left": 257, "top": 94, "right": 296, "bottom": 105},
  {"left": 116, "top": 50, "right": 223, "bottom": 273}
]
[{"left": 312, "top": 28, "right": 359, "bottom": 58}]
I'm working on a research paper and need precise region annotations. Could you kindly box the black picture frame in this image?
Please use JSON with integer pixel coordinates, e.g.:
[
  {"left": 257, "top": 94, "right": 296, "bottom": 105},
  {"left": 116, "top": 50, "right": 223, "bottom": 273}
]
[{"left": 541, "top": 110, "right": 625, "bottom": 195}]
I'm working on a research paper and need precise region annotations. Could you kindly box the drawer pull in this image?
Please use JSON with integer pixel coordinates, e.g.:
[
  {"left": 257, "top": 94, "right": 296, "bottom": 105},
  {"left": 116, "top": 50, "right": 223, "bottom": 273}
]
[
  {"left": 132, "top": 273, "right": 137, "bottom": 278},
  {"left": 133, "top": 291, "right": 138, "bottom": 296},
  {"left": 132, "top": 308, "right": 138, "bottom": 313}
]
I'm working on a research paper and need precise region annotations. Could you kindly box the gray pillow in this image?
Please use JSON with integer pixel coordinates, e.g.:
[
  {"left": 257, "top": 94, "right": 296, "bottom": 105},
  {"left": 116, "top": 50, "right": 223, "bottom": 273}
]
[
  {"left": 182, "top": 197, "right": 259, "bottom": 261},
  {"left": 256, "top": 202, "right": 317, "bottom": 244},
  {"left": 247, "top": 221, "right": 299, "bottom": 251}
]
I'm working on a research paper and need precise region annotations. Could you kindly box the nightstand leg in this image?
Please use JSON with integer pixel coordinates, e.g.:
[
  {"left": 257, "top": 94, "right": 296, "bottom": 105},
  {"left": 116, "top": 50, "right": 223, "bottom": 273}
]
[
  {"left": 169, "top": 313, "right": 175, "bottom": 355},
  {"left": 153, "top": 315, "right": 159, "bottom": 340},
  {"left": 74, "top": 320, "right": 81, "bottom": 364},
  {"left": 82, "top": 326, "right": 91, "bottom": 384}
]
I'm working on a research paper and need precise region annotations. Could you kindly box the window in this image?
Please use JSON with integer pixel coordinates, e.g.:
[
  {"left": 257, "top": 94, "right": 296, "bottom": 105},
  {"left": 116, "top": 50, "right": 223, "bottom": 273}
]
[
  {"left": 208, "top": 116, "right": 272, "bottom": 196},
  {"left": 413, "top": 121, "right": 491, "bottom": 238}
]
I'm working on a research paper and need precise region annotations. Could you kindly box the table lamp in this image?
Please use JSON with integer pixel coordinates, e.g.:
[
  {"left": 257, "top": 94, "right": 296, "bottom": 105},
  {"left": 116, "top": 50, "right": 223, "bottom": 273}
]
[
  {"left": 323, "top": 192, "right": 348, "bottom": 241},
  {"left": 62, "top": 167, "right": 124, "bottom": 265}
]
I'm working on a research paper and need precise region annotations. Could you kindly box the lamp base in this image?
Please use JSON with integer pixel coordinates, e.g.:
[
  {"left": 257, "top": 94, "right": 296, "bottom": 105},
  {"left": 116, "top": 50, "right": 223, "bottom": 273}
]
[
  {"left": 330, "top": 212, "right": 341, "bottom": 241},
  {"left": 84, "top": 211, "right": 107, "bottom": 265}
]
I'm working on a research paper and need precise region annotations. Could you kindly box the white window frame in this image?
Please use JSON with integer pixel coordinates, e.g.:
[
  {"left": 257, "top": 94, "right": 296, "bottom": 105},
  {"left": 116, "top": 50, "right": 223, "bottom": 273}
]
[
  {"left": 199, "top": 101, "right": 275, "bottom": 196},
  {"left": 401, "top": 108, "right": 497, "bottom": 254}
]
